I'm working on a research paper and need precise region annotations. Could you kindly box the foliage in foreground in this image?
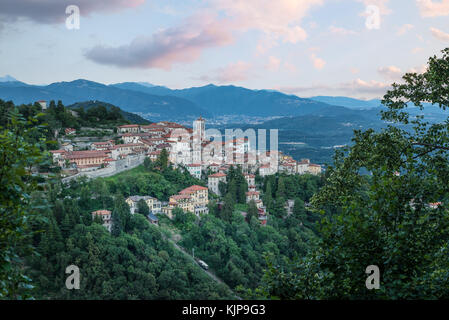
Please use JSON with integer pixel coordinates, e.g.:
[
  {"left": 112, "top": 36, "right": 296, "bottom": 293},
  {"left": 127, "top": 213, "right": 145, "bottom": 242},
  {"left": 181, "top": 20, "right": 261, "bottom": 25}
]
[{"left": 260, "top": 48, "right": 449, "bottom": 299}]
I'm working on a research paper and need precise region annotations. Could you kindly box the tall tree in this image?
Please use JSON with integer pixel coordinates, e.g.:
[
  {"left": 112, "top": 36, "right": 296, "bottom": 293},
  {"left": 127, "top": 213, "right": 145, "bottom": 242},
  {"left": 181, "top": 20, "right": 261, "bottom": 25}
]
[
  {"left": 246, "top": 200, "right": 258, "bottom": 223},
  {"left": 0, "top": 109, "right": 46, "bottom": 299},
  {"left": 137, "top": 199, "right": 150, "bottom": 216},
  {"left": 222, "top": 193, "right": 235, "bottom": 222},
  {"left": 261, "top": 48, "right": 449, "bottom": 300}
]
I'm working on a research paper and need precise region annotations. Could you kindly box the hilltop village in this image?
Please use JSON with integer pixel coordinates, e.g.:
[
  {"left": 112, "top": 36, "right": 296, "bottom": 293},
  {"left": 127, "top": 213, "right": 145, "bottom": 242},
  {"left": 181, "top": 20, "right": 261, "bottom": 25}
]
[{"left": 48, "top": 115, "right": 322, "bottom": 230}]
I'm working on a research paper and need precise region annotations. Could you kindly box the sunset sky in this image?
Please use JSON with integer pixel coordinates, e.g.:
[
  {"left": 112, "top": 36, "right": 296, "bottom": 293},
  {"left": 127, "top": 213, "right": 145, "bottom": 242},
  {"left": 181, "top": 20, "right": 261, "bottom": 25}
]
[{"left": 1, "top": 0, "right": 449, "bottom": 99}]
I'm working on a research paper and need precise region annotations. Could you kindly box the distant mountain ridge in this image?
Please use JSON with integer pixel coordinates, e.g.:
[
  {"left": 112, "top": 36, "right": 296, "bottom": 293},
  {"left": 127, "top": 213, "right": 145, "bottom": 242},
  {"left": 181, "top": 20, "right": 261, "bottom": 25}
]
[
  {"left": 0, "top": 75, "right": 18, "bottom": 82},
  {"left": 0, "top": 76, "right": 386, "bottom": 122},
  {"left": 310, "top": 96, "right": 382, "bottom": 109},
  {"left": 112, "top": 82, "right": 333, "bottom": 117},
  {"left": 0, "top": 79, "right": 206, "bottom": 121}
]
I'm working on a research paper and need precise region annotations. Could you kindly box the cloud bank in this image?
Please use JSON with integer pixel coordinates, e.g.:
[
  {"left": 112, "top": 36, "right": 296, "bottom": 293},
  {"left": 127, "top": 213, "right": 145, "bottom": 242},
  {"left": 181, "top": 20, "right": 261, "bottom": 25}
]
[{"left": 85, "top": 17, "right": 233, "bottom": 70}]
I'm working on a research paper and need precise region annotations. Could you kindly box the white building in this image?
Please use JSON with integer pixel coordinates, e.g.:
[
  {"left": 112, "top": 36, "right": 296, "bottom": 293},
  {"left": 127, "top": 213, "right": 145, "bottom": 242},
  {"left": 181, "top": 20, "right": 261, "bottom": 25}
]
[
  {"left": 186, "top": 163, "right": 202, "bottom": 179},
  {"left": 37, "top": 100, "right": 47, "bottom": 110},
  {"left": 296, "top": 159, "right": 310, "bottom": 174},
  {"left": 91, "top": 210, "right": 112, "bottom": 232},
  {"left": 208, "top": 172, "right": 227, "bottom": 195}
]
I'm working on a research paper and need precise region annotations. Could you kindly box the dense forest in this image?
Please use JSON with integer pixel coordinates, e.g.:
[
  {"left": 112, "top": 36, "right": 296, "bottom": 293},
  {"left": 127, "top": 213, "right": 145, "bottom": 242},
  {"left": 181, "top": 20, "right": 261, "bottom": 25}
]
[{"left": 23, "top": 163, "right": 233, "bottom": 299}]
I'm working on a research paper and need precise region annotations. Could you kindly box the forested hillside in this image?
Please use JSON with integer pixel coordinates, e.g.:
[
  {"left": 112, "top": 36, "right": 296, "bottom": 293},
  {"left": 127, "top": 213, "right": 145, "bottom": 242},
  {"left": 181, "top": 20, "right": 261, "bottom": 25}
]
[{"left": 25, "top": 166, "right": 232, "bottom": 299}]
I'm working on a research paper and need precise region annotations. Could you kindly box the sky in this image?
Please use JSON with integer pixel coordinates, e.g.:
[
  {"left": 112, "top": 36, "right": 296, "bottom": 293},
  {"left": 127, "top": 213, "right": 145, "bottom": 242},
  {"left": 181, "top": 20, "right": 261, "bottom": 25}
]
[{"left": 1, "top": 0, "right": 449, "bottom": 99}]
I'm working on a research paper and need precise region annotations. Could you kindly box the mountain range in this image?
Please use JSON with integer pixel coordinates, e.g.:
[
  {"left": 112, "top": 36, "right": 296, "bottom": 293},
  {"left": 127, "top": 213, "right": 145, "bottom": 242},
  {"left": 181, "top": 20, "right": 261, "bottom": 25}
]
[{"left": 0, "top": 77, "right": 382, "bottom": 122}]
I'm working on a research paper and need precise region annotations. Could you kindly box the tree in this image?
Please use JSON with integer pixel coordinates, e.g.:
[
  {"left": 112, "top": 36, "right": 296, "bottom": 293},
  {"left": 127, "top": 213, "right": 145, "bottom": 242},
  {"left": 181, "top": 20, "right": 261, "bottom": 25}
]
[
  {"left": 263, "top": 180, "right": 273, "bottom": 210},
  {"left": 143, "top": 157, "right": 153, "bottom": 171},
  {"left": 222, "top": 193, "right": 235, "bottom": 222},
  {"left": 292, "top": 198, "right": 306, "bottom": 222},
  {"left": 218, "top": 181, "right": 227, "bottom": 196},
  {"left": 262, "top": 48, "right": 449, "bottom": 299},
  {"left": 111, "top": 209, "right": 122, "bottom": 237},
  {"left": 246, "top": 200, "right": 258, "bottom": 223},
  {"left": 112, "top": 193, "right": 131, "bottom": 233},
  {"left": 0, "top": 109, "right": 46, "bottom": 298},
  {"left": 136, "top": 199, "right": 149, "bottom": 216},
  {"left": 156, "top": 148, "right": 169, "bottom": 170},
  {"left": 276, "top": 177, "right": 286, "bottom": 199}
]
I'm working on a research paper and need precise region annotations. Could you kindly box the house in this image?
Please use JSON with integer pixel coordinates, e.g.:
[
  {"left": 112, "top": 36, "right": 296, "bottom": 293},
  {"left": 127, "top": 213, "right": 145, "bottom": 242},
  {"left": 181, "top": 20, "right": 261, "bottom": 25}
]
[
  {"left": 111, "top": 143, "right": 147, "bottom": 159},
  {"left": 246, "top": 191, "right": 260, "bottom": 202},
  {"left": 186, "top": 164, "right": 202, "bottom": 179},
  {"left": 49, "top": 149, "right": 67, "bottom": 167},
  {"left": 66, "top": 150, "right": 109, "bottom": 168},
  {"left": 61, "top": 142, "right": 73, "bottom": 152},
  {"left": 208, "top": 172, "right": 227, "bottom": 195},
  {"left": 91, "top": 210, "right": 112, "bottom": 232},
  {"left": 280, "top": 162, "right": 296, "bottom": 175},
  {"left": 148, "top": 150, "right": 161, "bottom": 161},
  {"left": 117, "top": 124, "right": 140, "bottom": 134},
  {"left": 162, "top": 185, "right": 209, "bottom": 218},
  {"left": 259, "top": 163, "right": 276, "bottom": 177},
  {"left": 296, "top": 159, "right": 310, "bottom": 174},
  {"left": 147, "top": 213, "right": 159, "bottom": 225},
  {"left": 120, "top": 133, "right": 149, "bottom": 144},
  {"left": 308, "top": 163, "right": 322, "bottom": 175},
  {"left": 126, "top": 196, "right": 161, "bottom": 214},
  {"left": 258, "top": 207, "right": 268, "bottom": 226},
  {"left": 65, "top": 128, "right": 76, "bottom": 135},
  {"left": 285, "top": 199, "right": 295, "bottom": 216},
  {"left": 428, "top": 202, "right": 442, "bottom": 209},
  {"left": 104, "top": 158, "right": 116, "bottom": 167},
  {"left": 37, "top": 100, "right": 47, "bottom": 110},
  {"left": 170, "top": 194, "right": 195, "bottom": 213},
  {"left": 244, "top": 173, "right": 255, "bottom": 188},
  {"left": 179, "top": 185, "right": 209, "bottom": 208},
  {"left": 91, "top": 140, "right": 114, "bottom": 151},
  {"left": 208, "top": 163, "right": 221, "bottom": 173}
]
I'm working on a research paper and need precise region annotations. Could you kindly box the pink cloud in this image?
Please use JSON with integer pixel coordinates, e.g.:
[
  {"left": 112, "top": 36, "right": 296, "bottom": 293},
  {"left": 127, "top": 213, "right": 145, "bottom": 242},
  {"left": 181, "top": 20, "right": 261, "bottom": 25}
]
[
  {"left": 378, "top": 65, "right": 402, "bottom": 80},
  {"left": 214, "top": 0, "right": 324, "bottom": 43},
  {"left": 417, "top": 0, "right": 449, "bottom": 17},
  {"left": 430, "top": 27, "right": 449, "bottom": 40},
  {"left": 84, "top": 0, "right": 324, "bottom": 69},
  {"left": 85, "top": 16, "right": 233, "bottom": 70},
  {"left": 396, "top": 24, "right": 414, "bottom": 36},
  {"left": 310, "top": 53, "right": 326, "bottom": 70}
]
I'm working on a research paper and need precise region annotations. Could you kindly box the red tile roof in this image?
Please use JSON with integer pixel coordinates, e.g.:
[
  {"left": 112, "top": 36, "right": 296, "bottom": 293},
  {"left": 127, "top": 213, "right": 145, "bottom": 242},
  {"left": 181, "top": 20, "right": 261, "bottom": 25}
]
[
  {"left": 118, "top": 124, "right": 139, "bottom": 128},
  {"left": 209, "top": 172, "right": 226, "bottom": 178},
  {"left": 246, "top": 191, "right": 260, "bottom": 196},
  {"left": 91, "top": 210, "right": 111, "bottom": 215},
  {"left": 179, "top": 185, "right": 208, "bottom": 194}
]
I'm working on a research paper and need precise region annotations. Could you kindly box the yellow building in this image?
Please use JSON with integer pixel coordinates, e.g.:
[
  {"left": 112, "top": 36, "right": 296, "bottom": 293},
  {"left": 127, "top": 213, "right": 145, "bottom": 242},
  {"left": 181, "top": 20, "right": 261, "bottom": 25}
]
[
  {"left": 179, "top": 185, "right": 209, "bottom": 207},
  {"left": 307, "top": 164, "right": 322, "bottom": 175},
  {"left": 162, "top": 185, "right": 209, "bottom": 219},
  {"left": 169, "top": 194, "right": 195, "bottom": 213}
]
